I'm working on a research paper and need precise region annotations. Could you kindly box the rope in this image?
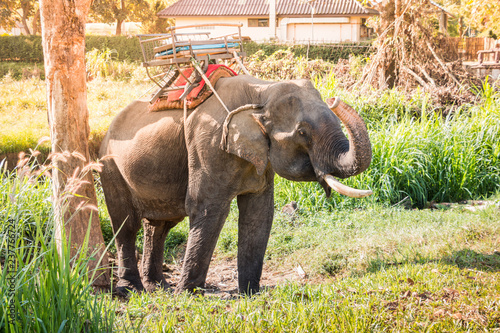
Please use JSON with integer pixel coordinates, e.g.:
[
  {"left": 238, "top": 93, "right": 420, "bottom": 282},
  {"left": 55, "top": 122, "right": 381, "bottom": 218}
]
[
  {"left": 191, "top": 60, "right": 230, "bottom": 113},
  {"left": 190, "top": 58, "right": 262, "bottom": 152},
  {"left": 220, "top": 104, "right": 263, "bottom": 151}
]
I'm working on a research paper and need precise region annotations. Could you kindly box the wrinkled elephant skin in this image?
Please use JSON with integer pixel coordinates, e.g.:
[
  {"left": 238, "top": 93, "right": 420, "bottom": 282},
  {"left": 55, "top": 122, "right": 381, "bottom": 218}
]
[{"left": 99, "top": 75, "right": 372, "bottom": 295}]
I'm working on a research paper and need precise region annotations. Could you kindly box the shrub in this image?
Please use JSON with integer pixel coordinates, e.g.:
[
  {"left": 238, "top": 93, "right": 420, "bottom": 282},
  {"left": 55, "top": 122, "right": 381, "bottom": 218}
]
[
  {"left": 243, "top": 41, "right": 373, "bottom": 62},
  {"left": 0, "top": 36, "right": 44, "bottom": 62},
  {"left": 246, "top": 49, "right": 331, "bottom": 81},
  {"left": 0, "top": 35, "right": 142, "bottom": 63},
  {"left": 0, "top": 62, "right": 45, "bottom": 80}
]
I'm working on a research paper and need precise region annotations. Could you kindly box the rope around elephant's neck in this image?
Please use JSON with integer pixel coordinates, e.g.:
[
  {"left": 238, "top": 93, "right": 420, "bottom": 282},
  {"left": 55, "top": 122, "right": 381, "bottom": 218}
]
[
  {"left": 188, "top": 59, "right": 263, "bottom": 153},
  {"left": 220, "top": 104, "right": 263, "bottom": 151}
]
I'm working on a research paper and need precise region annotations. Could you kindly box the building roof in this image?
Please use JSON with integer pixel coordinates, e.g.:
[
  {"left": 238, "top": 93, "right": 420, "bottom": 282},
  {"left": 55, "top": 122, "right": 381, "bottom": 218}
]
[{"left": 158, "top": 0, "right": 379, "bottom": 18}]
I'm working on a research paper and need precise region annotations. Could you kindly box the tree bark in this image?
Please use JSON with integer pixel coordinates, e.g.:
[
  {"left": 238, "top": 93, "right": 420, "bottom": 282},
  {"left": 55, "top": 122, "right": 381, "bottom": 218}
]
[
  {"left": 116, "top": 18, "right": 123, "bottom": 35},
  {"left": 32, "top": 8, "right": 40, "bottom": 35},
  {"left": 40, "top": 0, "right": 110, "bottom": 287},
  {"left": 20, "top": 0, "right": 32, "bottom": 35},
  {"left": 115, "top": 0, "right": 126, "bottom": 35}
]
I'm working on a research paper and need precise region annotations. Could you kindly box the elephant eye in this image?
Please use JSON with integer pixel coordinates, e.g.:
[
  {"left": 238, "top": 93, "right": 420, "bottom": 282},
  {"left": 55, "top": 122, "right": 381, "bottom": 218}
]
[
  {"left": 261, "top": 116, "right": 267, "bottom": 122},
  {"left": 298, "top": 129, "right": 306, "bottom": 136}
]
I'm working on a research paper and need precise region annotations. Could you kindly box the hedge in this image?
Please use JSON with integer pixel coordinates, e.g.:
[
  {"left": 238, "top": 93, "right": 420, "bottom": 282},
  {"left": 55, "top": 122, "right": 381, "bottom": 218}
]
[
  {"left": 243, "top": 41, "right": 373, "bottom": 62},
  {"left": 0, "top": 35, "right": 142, "bottom": 62},
  {"left": 0, "top": 36, "right": 44, "bottom": 62},
  {"left": 1, "top": 35, "right": 373, "bottom": 64}
]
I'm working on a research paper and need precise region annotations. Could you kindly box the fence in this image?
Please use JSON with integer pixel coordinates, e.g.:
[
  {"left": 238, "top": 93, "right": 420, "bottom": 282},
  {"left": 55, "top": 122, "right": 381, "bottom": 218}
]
[{"left": 445, "top": 37, "right": 498, "bottom": 62}]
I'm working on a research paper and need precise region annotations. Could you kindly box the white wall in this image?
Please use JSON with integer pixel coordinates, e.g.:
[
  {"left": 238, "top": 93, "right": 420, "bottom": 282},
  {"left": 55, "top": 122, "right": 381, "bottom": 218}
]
[
  {"left": 280, "top": 16, "right": 364, "bottom": 43},
  {"left": 85, "top": 22, "right": 142, "bottom": 36},
  {"left": 174, "top": 16, "right": 367, "bottom": 43},
  {"left": 174, "top": 17, "right": 274, "bottom": 42}
]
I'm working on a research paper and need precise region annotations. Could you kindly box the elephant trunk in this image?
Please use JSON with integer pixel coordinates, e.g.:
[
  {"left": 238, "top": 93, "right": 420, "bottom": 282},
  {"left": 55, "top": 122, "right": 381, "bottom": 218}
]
[
  {"left": 316, "top": 97, "right": 372, "bottom": 198},
  {"left": 326, "top": 97, "right": 372, "bottom": 178}
]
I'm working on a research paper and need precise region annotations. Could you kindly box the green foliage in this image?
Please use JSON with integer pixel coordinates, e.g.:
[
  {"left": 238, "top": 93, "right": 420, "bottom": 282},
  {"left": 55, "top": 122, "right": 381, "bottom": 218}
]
[
  {"left": 0, "top": 35, "right": 142, "bottom": 63},
  {"left": 90, "top": 0, "right": 147, "bottom": 25},
  {"left": 0, "top": 36, "right": 43, "bottom": 62},
  {"left": 139, "top": 0, "right": 174, "bottom": 34},
  {"left": 274, "top": 83, "right": 500, "bottom": 209},
  {"left": 85, "top": 48, "right": 144, "bottom": 80},
  {"left": 0, "top": 62, "right": 44, "bottom": 80},
  {"left": 0, "top": 0, "right": 37, "bottom": 34},
  {"left": 246, "top": 49, "right": 331, "bottom": 81},
  {"left": 0, "top": 158, "right": 52, "bottom": 246},
  {"left": 0, "top": 165, "right": 116, "bottom": 332},
  {"left": 243, "top": 41, "right": 373, "bottom": 62},
  {"left": 0, "top": 38, "right": 369, "bottom": 64},
  {"left": 85, "top": 35, "right": 142, "bottom": 61}
]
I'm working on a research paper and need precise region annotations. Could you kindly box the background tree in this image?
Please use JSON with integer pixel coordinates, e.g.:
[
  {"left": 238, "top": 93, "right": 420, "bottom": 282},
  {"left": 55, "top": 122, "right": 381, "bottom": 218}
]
[
  {"left": 441, "top": 0, "right": 500, "bottom": 37},
  {"left": 358, "top": 0, "right": 478, "bottom": 105},
  {"left": 40, "top": 0, "right": 110, "bottom": 286},
  {"left": 90, "top": 0, "right": 150, "bottom": 35},
  {"left": 0, "top": 0, "right": 38, "bottom": 35},
  {"left": 139, "top": 0, "right": 174, "bottom": 34}
]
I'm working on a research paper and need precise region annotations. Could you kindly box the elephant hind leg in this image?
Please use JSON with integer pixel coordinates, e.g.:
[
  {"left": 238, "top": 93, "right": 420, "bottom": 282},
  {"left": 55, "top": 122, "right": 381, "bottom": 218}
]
[
  {"left": 100, "top": 161, "right": 143, "bottom": 295},
  {"left": 141, "top": 219, "right": 180, "bottom": 292}
]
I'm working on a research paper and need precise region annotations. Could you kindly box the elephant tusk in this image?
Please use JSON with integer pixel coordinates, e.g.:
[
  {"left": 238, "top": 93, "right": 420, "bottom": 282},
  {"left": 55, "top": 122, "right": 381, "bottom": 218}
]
[{"left": 324, "top": 174, "right": 373, "bottom": 198}]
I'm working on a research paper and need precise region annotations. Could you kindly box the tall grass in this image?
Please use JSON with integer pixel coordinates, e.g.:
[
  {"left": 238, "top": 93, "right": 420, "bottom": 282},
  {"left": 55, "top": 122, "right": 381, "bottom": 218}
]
[
  {"left": 274, "top": 75, "right": 500, "bottom": 210},
  {"left": 85, "top": 48, "right": 144, "bottom": 82},
  {"left": 0, "top": 161, "right": 116, "bottom": 332},
  {"left": 0, "top": 75, "right": 150, "bottom": 156}
]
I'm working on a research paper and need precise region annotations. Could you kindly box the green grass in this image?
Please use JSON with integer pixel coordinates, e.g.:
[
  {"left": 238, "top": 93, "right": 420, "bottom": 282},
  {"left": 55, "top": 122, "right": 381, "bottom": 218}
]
[
  {"left": 0, "top": 162, "right": 116, "bottom": 332},
  {"left": 1, "top": 156, "right": 500, "bottom": 331},
  {"left": 0, "top": 62, "right": 45, "bottom": 80},
  {"left": 1, "top": 59, "right": 500, "bottom": 331},
  {"left": 0, "top": 75, "right": 150, "bottom": 156},
  {"left": 113, "top": 260, "right": 500, "bottom": 332}
]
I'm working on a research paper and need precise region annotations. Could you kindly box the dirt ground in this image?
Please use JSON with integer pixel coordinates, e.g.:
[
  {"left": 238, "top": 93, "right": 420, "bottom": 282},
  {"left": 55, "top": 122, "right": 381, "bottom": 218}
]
[
  {"left": 166, "top": 258, "right": 307, "bottom": 297},
  {"left": 109, "top": 255, "right": 310, "bottom": 298}
]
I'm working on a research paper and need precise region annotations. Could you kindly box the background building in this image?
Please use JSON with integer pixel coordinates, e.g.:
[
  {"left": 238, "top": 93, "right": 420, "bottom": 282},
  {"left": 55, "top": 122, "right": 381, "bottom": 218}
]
[{"left": 157, "top": 0, "right": 379, "bottom": 43}]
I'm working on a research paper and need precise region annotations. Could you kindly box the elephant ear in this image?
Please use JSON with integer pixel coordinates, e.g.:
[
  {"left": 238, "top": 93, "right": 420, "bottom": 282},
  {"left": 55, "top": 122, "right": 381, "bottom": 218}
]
[{"left": 220, "top": 105, "right": 269, "bottom": 176}]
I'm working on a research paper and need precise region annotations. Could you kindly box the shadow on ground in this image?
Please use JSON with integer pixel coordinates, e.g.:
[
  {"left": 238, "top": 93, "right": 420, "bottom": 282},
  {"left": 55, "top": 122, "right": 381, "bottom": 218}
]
[{"left": 365, "top": 248, "right": 500, "bottom": 275}]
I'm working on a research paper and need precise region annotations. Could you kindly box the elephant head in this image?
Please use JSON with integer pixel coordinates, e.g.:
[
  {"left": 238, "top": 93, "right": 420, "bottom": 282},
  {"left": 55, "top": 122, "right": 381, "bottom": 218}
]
[{"left": 221, "top": 78, "right": 372, "bottom": 198}]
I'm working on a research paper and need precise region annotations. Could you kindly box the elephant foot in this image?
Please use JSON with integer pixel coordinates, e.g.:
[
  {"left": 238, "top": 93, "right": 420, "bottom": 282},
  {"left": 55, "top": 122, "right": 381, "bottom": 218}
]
[
  {"left": 142, "top": 276, "right": 170, "bottom": 293},
  {"left": 115, "top": 278, "right": 144, "bottom": 297},
  {"left": 174, "top": 286, "right": 205, "bottom": 296},
  {"left": 174, "top": 279, "right": 205, "bottom": 295}
]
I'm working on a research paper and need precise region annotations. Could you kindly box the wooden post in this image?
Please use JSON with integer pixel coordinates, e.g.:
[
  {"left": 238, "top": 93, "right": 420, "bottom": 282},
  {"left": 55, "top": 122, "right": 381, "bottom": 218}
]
[
  {"left": 439, "top": 11, "right": 448, "bottom": 35},
  {"left": 40, "top": 0, "right": 110, "bottom": 287}
]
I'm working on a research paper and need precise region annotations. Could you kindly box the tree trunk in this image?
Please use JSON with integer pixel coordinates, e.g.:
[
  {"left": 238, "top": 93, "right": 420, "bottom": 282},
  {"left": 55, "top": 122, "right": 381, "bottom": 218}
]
[
  {"left": 116, "top": 18, "right": 123, "bottom": 35},
  {"left": 115, "top": 0, "right": 126, "bottom": 35},
  {"left": 40, "top": 0, "right": 110, "bottom": 287},
  {"left": 32, "top": 8, "right": 40, "bottom": 35},
  {"left": 379, "top": 0, "right": 396, "bottom": 88},
  {"left": 20, "top": 1, "right": 32, "bottom": 35}
]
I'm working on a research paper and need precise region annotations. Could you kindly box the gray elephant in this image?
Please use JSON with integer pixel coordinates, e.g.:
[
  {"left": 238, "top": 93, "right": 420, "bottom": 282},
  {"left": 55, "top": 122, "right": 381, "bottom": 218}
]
[{"left": 99, "top": 75, "right": 372, "bottom": 295}]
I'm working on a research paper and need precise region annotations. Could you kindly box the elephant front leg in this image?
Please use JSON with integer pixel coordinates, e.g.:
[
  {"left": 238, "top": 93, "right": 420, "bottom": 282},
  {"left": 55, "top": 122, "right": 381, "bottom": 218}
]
[
  {"left": 237, "top": 184, "right": 274, "bottom": 295},
  {"left": 175, "top": 201, "right": 231, "bottom": 293}
]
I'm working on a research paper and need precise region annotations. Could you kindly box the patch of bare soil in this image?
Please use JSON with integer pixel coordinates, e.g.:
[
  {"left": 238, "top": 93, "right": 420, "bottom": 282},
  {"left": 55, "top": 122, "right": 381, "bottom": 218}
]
[
  {"left": 108, "top": 253, "right": 317, "bottom": 298},
  {"left": 163, "top": 258, "right": 310, "bottom": 297}
]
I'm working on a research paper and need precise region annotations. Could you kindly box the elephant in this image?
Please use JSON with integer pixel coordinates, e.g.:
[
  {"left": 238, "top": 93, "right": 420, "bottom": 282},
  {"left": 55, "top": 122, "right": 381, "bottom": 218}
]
[{"left": 99, "top": 74, "right": 372, "bottom": 295}]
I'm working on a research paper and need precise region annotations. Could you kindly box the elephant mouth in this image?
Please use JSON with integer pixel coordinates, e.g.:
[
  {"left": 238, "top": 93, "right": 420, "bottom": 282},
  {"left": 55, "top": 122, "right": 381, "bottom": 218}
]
[{"left": 318, "top": 174, "right": 373, "bottom": 198}]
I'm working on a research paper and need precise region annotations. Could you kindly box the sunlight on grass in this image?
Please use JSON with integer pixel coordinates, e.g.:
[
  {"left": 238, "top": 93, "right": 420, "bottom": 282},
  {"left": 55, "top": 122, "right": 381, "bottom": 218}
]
[
  {"left": 112, "top": 260, "right": 500, "bottom": 332},
  {"left": 0, "top": 76, "right": 151, "bottom": 155}
]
